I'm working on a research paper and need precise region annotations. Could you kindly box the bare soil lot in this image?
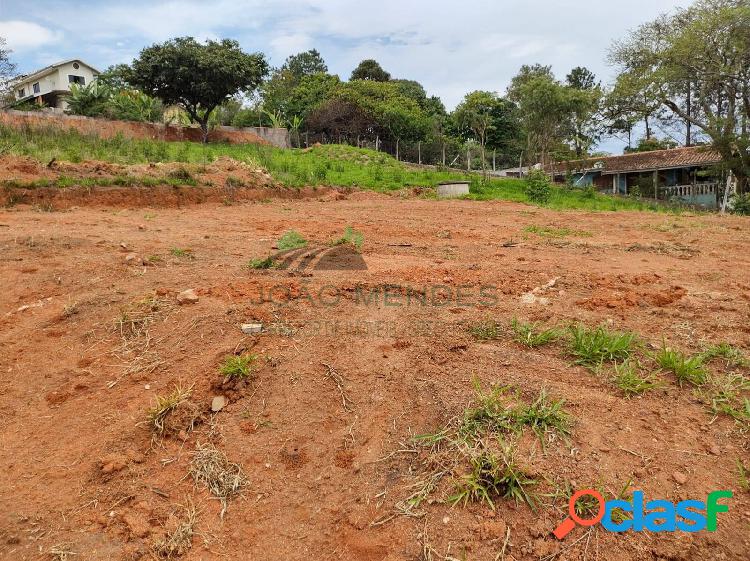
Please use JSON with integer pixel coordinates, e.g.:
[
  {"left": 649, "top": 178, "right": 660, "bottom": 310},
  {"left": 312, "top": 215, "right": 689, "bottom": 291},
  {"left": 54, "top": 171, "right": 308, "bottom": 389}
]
[{"left": 0, "top": 186, "right": 749, "bottom": 560}]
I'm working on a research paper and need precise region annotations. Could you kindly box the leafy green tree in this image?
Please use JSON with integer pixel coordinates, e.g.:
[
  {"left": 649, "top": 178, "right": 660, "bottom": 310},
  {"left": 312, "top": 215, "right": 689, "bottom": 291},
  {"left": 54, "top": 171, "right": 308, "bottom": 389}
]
[
  {"left": 508, "top": 69, "right": 573, "bottom": 166},
  {"left": 128, "top": 37, "right": 268, "bottom": 142},
  {"left": 350, "top": 59, "right": 391, "bottom": 82},
  {"left": 96, "top": 64, "right": 133, "bottom": 90},
  {"left": 609, "top": 0, "right": 750, "bottom": 189},
  {"left": 281, "top": 49, "right": 327, "bottom": 79},
  {"left": 453, "top": 91, "right": 499, "bottom": 170},
  {"left": 565, "top": 67, "right": 603, "bottom": 158}
]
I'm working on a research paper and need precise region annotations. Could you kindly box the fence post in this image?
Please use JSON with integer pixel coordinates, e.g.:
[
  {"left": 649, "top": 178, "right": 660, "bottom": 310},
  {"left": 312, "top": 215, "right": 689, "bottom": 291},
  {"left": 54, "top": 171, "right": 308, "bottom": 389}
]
[
  {"left": 492, "top": 150, "right": 496, "bottom": 172},
  {"left": 442, "top": 142, "right": 446, "bottom": 166},
  {"left": 467, "top": 146, "right": 471, "bottom": 172},
  {"left": 418, "top": 141, "right": 421, "bottom": 165},
  {"left": 375, "top": 135, "right": 379, "bottom": 152}
]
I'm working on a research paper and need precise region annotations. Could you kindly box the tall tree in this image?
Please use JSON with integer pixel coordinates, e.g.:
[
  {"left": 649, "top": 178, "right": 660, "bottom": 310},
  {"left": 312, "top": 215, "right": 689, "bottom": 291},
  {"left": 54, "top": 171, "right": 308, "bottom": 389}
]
[
  {"left": 453, "top": 91, "right": 499, "bottom": 170},
  {"left": 350, "top": 59, "right": 391, "bottom": 82},
  {"left": 0, "top": 36, "right": 16, "bottom": 104},
  {"left": 609, "top": 0, "right": 750, "bottom": 190},
  {"left": 128, "top": 37, "right": 268, "bottom": 142},
  {"left": 565, "top": 67, "right": 603, "bottom": 158},
  {"left": 281, "top": 49, "right": 327, "bottom": 79},
  {"left": 508, "top": 68, "right": 573, "bottom": 166}
]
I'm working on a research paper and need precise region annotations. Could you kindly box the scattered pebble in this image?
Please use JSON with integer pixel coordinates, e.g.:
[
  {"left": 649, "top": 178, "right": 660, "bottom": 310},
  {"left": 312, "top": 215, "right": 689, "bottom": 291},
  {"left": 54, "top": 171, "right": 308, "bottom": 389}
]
[
  {"left": 241, "top": 323, "right": 263, "bottom": 334},
  {"left": 442, "top": 516, "right": 450, "bottom": 525},
  {"left": 672, "top": 471, "right": 687, "bottom": 485},
  {"left": 124, "top": 253, "right": 138, "bottom": 263},
  {"left": 211, "top": 395, "right": 227, "bottom": 412}
]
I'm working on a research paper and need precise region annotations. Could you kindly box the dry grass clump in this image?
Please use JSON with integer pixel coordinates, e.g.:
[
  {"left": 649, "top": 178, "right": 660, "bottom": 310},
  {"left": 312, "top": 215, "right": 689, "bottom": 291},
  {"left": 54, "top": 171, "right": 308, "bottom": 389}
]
[
  {"left": 153, "top": 500, "right": 198, "bottom": 559},
  {"left": 147, "top": 384, "right": 200, "bottom": 437},
  {"left": 190, "top": 442, "right": 248, "bottom": 517}
]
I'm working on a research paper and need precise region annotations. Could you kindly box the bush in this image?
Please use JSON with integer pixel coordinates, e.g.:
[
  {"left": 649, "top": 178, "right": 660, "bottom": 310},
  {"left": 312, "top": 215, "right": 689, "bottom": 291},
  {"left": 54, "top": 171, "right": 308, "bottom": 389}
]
[
  {"left": 524, "top": 169, "right": 552, "bottom": 204},
  {"left": 730, "top": 193, "right": 750, "bottom": 215}
]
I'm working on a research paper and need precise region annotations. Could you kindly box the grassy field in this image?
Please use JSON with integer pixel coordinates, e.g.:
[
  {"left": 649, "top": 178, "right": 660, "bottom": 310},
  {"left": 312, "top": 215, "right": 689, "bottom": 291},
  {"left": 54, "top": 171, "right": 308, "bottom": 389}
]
[{"left": 1, "top": 123, "right": 681, "bottom": 213}]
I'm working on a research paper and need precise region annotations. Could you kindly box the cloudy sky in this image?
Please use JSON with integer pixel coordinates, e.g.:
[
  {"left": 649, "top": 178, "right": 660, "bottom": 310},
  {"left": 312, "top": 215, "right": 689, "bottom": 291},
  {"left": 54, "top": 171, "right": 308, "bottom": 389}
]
[{"left": 1, "top": 0, "right": 693, "bottom": 151}]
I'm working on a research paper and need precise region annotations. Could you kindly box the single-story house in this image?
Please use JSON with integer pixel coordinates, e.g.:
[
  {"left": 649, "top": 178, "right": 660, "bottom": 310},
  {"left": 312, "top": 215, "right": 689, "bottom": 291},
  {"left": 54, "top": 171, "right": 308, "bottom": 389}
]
[
  {"left": 549, "top": 146, "right": 725, "bottom": 208},
  {"left": 10, "top": 59, "right": 100, "bottom": 111}
]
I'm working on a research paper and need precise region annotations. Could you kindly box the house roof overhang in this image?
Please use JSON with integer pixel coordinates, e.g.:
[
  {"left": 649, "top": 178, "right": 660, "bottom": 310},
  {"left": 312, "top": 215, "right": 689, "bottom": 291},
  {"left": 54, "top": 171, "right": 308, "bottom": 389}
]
[{"left": 12, "top": 59, "right": 101, "bottom": 87}]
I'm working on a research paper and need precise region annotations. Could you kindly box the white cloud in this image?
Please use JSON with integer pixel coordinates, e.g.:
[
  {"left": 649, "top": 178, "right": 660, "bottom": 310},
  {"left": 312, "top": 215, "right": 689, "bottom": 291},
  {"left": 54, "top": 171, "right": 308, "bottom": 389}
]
[{"left": 0, "top": 20, "right": 62, "bottom": 51}]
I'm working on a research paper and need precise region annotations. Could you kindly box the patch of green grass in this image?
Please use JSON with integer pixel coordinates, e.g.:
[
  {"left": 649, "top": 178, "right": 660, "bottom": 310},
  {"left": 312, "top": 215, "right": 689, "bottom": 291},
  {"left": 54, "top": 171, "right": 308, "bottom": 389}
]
[
  {"left": 219, "top": 355, "right": 256, "bottom": 380},
  {"left": 448, "top": 446, "right": 537, "bottom": 510},
  {"left": 568, "top": 324, "right": 638, "bottom": 368},
  {"left": 458, "top": 381, "right": 571, "bottom": 442},
  {"left": 516, "top": 389, "right": 572, "bottom": 441},
  {"left": 331, "top": 226, "right": 364, "bottom": 249},
  {"left": 698, "top": 373, "right": 750, "bottom": 422},
  {"left": 655, "top": 344, "right": 708, "bottom": 387},
  {"left": 0, "top": 124, "right": 691, "bottom": 212},
  {"left": 511, "top": 318, "right": 561, "bottom": 348},
  {"left": 523, "top": 225, "right": 591, "bottom": 238},
  {"left": 248, "top": 256, "right": 276, "bottom": 270},
  {"left": 277, "top": 230, "right": 307, "bottom": 251},
  {"left": 170, "top": 247, "right": 194, "bottom": 259},
  {"left": 611, "top": 360, "right": 663, "bottom": 397},
  {"left": 700, "top": 343, "right": 748, "bottom": 368},
  {"left": 468, "top": 319, "right": 502, "bottom": 341}
]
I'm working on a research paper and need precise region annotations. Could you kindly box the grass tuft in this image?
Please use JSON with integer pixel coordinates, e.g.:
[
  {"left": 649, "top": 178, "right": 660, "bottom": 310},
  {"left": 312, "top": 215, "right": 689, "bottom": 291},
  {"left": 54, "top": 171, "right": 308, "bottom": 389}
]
[
  {"left": 568, "top": 324, "right": 637, "bottom": 367},
  {"left": 248, "top": 256, "right": 276, "bottom": 270},
  {"left": 700, "top": 343, "right": 748, "bottom": 368},
  {"left": 468, "top": 319, "right": 502, "bottom": 341},
  {"left": 655, "top": 344, "right": 708, "bottom": 386},
  {"left": 277, "top": 230, "right": 307, "bottom": 250},
  {"left": 611, "top": 360, "right": 663, "bottom": 397},
  {"left": 169, "top": 247, "right": 194, "bottom": 259},
  {"left": 331, "top": 226, "right": 364, "bottom": 249},
  {"left": 219, "top": 354, "right": 256, "bottom": 380},
  {"left": 511, "top": 318, "right": 561, "bottom": 347},
  {"left": 448, "top": 446, "right": 536, "bottom": 509},
  {"left": 146, "top": 384, "right": 195, "bottom": 436}
]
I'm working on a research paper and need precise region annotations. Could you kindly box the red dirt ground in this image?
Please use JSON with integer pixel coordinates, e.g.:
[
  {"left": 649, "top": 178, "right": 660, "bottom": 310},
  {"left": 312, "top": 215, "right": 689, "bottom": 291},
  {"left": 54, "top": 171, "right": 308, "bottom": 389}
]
[{"left": 0, "top": 180, "right": 749, "bottom": 561}]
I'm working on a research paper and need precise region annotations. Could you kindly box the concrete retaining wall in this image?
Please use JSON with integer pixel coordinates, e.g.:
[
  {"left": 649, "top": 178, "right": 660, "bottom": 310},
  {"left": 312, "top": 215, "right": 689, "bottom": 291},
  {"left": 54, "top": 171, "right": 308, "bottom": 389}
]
[{"left": 0, "top": 110, "right": 290, "bottom": 148}]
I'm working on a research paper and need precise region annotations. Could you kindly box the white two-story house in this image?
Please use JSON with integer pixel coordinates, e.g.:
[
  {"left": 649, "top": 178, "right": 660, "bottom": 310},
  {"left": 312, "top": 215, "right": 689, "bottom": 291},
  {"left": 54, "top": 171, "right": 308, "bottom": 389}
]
[{"left": 11, "top": 59, "right": 100, "bottom": 110}]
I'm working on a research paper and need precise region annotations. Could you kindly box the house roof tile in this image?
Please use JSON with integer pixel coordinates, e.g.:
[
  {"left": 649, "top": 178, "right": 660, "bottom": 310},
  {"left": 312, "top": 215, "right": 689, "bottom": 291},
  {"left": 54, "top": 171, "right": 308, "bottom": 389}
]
[{"left": 551, "top": 146, "right": 722, "bottom": 175}]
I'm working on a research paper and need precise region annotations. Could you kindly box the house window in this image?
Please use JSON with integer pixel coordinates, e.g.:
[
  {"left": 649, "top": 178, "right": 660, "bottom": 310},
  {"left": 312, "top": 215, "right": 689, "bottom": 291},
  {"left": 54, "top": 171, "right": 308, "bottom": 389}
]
[
  {"left": 17, "top": 88, "right": 25, "bottom": 98},
  {"left": 33, "top": 82, "right": 40, "bottom": 94},
  {"left": 68, "top": 75, "right": 85, "bottom": 85}
]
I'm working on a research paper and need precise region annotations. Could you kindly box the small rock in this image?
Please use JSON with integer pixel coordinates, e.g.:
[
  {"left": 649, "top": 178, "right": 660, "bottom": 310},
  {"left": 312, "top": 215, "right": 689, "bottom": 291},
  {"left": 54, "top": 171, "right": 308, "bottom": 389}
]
[
  {"left": 211, "top": 395, "right": 226, "bottom": 412},
  {"left": 176, "top": 289, "right": 198, "bottom": 305},
  {"left": 138, "top": 225, "right": 145, "bottom": 230},
  {"left": 709, "top": 444, "right": 721, "bottom": 456},
  {"left": 442, "top": 516, "right": 450, "bottom": 525},
  {"left": 673, "top": 471, "right": 688, "bottom": 485},
  {"left": 124, "top": 253, "right": 138, "bottom": 263},
  {"left": 241, "top": 323, "right": 263, "bottom": 334},
  {"left": 120, "top": 242, "right": 128, "bottom": 249}
]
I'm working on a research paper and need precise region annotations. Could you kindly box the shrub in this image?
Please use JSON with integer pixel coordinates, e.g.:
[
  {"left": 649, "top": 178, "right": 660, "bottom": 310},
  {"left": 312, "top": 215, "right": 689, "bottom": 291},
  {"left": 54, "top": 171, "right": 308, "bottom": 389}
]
[
  {"left": 730, "top": 193, "right": 750, "bottom": 216},
  {"left": 524, "top": 169, "right": 552, "bottom": 204}
]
